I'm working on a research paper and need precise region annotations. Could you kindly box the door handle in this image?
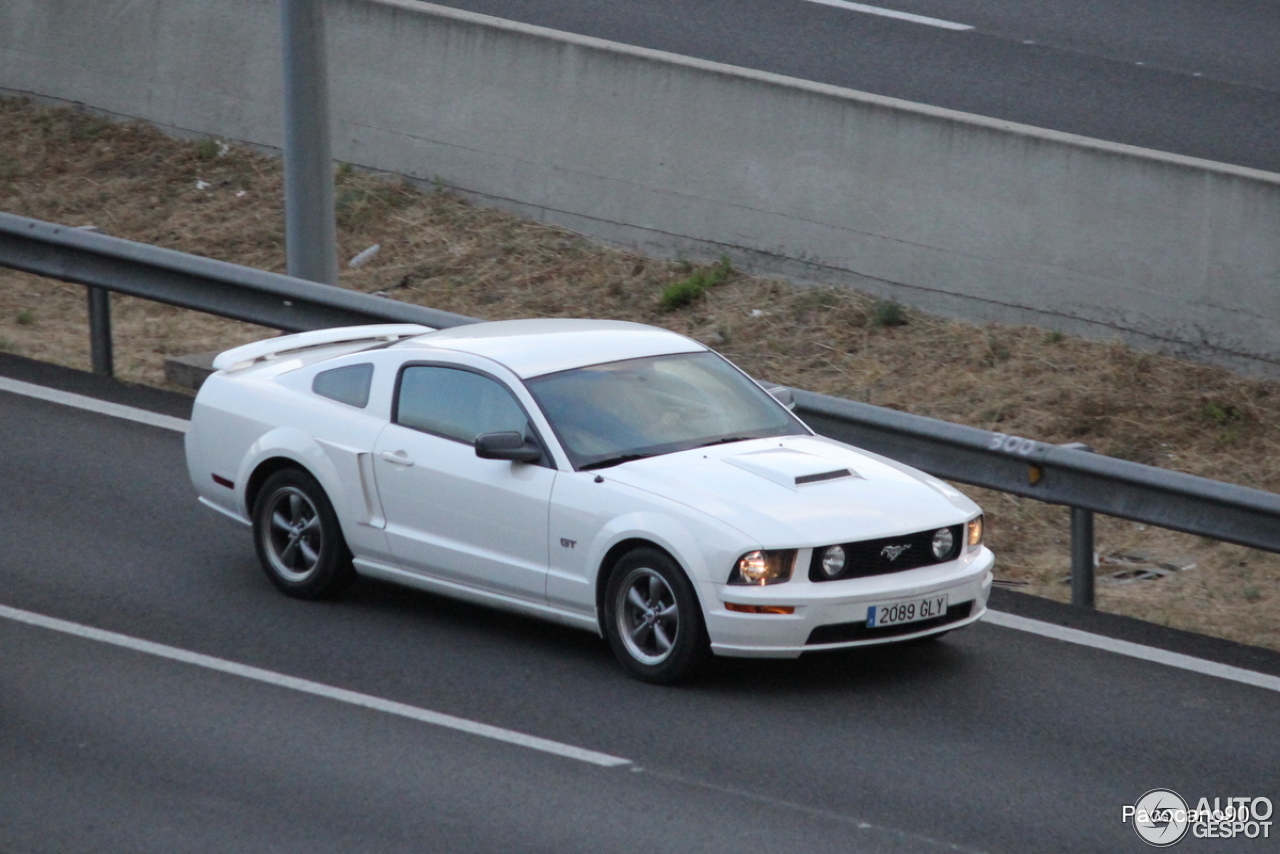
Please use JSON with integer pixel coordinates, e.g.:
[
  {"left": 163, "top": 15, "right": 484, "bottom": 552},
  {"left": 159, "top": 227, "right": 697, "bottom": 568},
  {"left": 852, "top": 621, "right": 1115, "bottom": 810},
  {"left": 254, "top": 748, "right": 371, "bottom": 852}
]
[{"left": 379, "top": 450, "right": 415, "bottom": 466}]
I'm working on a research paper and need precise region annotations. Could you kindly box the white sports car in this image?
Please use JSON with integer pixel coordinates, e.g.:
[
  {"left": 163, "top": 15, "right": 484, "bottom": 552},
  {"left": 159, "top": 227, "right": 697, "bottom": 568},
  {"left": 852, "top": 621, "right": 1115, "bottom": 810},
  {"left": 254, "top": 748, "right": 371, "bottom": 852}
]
[{"left": 186, "top": 319, "right": 993, "bottom": 682}]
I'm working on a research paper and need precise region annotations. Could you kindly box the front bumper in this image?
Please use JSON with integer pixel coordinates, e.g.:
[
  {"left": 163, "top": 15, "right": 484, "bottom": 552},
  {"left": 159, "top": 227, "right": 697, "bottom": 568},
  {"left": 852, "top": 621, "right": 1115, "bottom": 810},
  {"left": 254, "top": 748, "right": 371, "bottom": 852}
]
[{"left": 705, "top": 546, "right": 995, "bottom": 658}]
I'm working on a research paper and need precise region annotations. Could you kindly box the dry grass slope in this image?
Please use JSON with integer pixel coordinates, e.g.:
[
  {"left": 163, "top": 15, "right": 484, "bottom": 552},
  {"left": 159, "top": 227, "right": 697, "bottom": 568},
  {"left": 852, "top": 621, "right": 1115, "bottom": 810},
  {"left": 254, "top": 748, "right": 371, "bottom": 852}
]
[{"left": 2, "top": 98, "right": 1277, "bottom": 649}]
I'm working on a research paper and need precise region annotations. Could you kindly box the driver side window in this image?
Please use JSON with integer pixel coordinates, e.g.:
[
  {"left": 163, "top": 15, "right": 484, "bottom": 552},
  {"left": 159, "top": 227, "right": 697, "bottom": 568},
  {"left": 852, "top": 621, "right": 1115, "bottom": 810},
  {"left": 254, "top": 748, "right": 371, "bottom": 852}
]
[{"left": 396, "top": 365, "right": 528, "bottom": 443}]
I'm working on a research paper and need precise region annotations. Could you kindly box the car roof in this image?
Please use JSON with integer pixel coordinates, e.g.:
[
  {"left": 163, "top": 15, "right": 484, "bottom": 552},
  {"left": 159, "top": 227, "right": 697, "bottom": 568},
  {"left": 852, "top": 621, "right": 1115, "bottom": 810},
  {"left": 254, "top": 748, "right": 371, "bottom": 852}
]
[{"left": 392, "top": 319, "right": 708, "bottom": 378}]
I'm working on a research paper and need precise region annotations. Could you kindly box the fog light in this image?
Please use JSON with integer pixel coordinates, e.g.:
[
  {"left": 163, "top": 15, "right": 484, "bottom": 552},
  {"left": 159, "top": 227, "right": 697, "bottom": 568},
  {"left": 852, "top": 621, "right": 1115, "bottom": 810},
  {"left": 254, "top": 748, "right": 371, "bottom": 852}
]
[
  {"left": 967, "top": 515, "right": 984, "bottom": 549},
  {"left": 931, "top": 528, "right": 955, "bottom": 560},
  {"left": 820, "top": 545, "right": 847, "bottom": 578}
]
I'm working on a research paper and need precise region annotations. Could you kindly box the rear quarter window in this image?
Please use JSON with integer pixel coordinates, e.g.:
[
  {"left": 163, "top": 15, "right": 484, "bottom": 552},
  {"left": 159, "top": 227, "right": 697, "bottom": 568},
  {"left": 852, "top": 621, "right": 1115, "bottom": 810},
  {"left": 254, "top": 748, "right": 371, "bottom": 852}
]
[{"left": 312, "top": 363, "right": 374, "bottom": 408}]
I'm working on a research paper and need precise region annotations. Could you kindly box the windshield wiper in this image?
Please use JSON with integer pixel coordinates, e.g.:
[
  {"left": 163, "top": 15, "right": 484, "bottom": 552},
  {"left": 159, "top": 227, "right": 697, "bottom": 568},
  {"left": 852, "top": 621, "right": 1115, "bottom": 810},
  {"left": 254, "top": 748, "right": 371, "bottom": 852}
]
[
  {"left": 585, "top": 437, "right": 756, "bottom": 470},
  {"left": 581, "top": 452, "right": 662, "bottom": 471},
  {"left": 696, "top": 436, "right": 756, "bottom": 448}
]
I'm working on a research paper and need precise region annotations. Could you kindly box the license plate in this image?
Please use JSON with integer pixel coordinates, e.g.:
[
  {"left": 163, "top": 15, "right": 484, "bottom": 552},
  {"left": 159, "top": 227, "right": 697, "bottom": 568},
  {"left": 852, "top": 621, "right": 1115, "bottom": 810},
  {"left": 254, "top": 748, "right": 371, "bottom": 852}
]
[{"left": 866, "top": 594, "right": 948, "bottom": 628}]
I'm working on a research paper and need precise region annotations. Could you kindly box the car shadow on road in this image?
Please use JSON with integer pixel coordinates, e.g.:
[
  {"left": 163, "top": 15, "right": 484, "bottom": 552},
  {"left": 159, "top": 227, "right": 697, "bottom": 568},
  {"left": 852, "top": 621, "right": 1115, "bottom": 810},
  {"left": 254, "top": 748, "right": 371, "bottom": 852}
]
[
  {"left": 699, "top": 637, "right": 978, "bottom": 694},
  {"left": 343, "top": 576, "right": 978, "bottom": 695},
  {"left": 345, "top": 576, "right": 612, "bottom": 659}
]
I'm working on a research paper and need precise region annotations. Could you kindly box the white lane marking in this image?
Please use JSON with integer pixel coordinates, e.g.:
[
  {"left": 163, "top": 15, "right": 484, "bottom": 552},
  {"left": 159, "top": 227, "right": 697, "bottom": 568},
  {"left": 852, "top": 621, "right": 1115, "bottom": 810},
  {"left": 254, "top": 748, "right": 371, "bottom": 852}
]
[
  {"left": 9, "top": 374, "right": 1278, "bottom": 696},
  {"left": 0, "top": 376, "right": 191, "bottom": 433},
  {"left": 0, "top": 603, "right": 632, "bottom": 768},
  {"left": 984, "top": 610, "right": 1280, "bottom": 694},
  {"left": 801, "top": 0, "right": 973, "bottom": 31}
]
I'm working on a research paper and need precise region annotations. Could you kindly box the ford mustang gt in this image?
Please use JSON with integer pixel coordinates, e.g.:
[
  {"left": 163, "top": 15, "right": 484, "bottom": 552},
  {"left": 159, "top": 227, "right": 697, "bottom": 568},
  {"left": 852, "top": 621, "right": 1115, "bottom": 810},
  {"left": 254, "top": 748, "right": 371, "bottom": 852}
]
[{"left": 185, "top": 319, "right": 993, "bottom": 682}]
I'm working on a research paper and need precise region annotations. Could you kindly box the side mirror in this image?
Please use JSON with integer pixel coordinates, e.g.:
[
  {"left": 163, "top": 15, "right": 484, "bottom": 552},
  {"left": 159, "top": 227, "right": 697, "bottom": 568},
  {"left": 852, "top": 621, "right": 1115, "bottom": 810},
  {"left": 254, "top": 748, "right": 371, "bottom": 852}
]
[
  {"left": 475, "top": 431, "right": 543, "bottom": 463},
  {"left": 767, "top": 386, "right": 796, "bottom": 411}
]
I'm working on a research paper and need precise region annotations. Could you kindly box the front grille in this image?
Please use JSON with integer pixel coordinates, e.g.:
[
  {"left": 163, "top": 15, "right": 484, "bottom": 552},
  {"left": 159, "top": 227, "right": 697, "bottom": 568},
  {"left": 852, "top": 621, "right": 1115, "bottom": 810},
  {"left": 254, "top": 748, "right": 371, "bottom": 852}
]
[
  {"left": 808, "top": 524, "right": 962, "bottom": 582},
  {"left": 805, "top": 601, "right": 974, "bottom": 645}
]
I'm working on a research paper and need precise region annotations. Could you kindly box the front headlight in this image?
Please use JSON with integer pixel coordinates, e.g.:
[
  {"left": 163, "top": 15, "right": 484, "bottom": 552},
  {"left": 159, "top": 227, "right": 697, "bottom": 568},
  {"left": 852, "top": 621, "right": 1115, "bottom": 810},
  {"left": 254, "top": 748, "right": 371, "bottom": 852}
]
[
  {"left": 728, "top": 549, "right": 797, "bottom": 585},
  {"left": 967, "top": 515, "right": 984, "bottom": 550}
]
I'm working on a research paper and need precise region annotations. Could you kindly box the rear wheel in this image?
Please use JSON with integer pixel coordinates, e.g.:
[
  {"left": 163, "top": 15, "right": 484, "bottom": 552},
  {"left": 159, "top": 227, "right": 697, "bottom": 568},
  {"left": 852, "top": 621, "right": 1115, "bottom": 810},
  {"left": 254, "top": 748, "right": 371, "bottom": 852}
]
[
  {"left": 603, "top": 548, "right": 708, "bottom": 683},
  {"left": 252, "top": 469, "right": 355, "bottom": 599}
]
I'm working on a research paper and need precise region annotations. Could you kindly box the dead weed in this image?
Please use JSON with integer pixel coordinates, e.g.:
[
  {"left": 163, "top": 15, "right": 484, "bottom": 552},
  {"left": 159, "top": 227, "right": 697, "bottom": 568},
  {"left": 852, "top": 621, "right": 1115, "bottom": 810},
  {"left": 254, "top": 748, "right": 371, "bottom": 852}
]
[{"left": 1, "top": 98, "right": 1277, "bottom": 650}]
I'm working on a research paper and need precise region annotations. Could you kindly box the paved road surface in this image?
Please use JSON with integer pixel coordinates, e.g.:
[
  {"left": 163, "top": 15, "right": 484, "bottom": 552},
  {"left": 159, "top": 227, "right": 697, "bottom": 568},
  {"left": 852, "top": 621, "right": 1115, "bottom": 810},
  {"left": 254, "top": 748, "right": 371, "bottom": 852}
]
[{"left": 1, "top": 354, "right": 1277, "bottom": 852}]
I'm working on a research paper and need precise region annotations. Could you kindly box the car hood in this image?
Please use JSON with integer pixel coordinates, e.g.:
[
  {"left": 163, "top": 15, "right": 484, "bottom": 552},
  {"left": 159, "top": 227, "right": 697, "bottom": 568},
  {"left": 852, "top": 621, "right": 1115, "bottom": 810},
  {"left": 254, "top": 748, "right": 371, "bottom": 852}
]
[{"left": 600, "top": 435, "right": 978, "bottom": 546}]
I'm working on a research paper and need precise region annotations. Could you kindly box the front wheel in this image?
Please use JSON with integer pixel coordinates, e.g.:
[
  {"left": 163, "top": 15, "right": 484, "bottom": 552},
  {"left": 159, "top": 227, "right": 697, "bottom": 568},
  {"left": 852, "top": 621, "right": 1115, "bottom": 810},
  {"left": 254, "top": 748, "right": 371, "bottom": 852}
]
[
  {"left": 252, "top": 468, "right": 355, "bottom": 599},
  {"left": 603, "top": 548, "right": 709, "bottom": 683}
]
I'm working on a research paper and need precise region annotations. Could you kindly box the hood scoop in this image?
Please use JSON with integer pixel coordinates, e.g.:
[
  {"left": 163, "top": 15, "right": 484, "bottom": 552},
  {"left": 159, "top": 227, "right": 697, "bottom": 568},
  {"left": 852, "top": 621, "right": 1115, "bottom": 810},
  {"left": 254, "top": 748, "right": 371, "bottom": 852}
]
[
  {"left": 795, "top": 469, "right": 852, "bottom": 485},
  {"left": 724, "top": 447, "right": 861, "bottom": 490}
]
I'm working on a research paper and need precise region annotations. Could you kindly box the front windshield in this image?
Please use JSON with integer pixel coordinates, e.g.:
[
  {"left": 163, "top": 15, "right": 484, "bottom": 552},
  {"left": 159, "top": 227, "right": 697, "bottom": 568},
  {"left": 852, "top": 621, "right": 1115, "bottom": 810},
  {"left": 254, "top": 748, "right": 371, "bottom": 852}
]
[{"left": 525, "top": 351, "right": 804, "bottom": 470}]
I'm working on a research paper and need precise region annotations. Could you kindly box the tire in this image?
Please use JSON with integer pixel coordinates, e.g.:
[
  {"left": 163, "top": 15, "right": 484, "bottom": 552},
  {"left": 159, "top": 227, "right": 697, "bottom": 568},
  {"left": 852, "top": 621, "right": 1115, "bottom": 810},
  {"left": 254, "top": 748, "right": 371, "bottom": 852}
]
[
  {"left": 252, "top": 468, "right": 355, "bottom": 599},
  {"left": 603, "top": 548, "right": 709, "bottom": 684}
]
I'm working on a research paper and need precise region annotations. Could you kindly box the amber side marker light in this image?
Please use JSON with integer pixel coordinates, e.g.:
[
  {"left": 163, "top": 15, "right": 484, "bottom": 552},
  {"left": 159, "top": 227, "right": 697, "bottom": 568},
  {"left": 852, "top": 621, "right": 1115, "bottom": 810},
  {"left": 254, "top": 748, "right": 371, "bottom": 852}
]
[
  {"left": 725, "top": 603, "right": 796, "bottom": 615},
  {"left": 967, "top": 515, "right": 984, "bottom": 548}
]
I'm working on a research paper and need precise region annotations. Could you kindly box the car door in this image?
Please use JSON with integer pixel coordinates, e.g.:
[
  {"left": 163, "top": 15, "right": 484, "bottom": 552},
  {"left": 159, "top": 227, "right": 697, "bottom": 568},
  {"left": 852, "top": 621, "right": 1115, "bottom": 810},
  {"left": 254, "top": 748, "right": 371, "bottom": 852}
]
[{"left": 371, "top": 363, "right": 555, "bottom": 602}]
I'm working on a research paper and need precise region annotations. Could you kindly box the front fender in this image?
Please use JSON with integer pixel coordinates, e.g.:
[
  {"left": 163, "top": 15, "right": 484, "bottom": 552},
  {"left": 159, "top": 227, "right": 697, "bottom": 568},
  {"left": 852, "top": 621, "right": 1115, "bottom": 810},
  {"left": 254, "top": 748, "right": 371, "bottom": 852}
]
[
  {"left": 585, "top": 512, "right": 717, "bottom": 586},
  {"left": 548, "top": 471, "right": 759, "bottom": 621},
  {"left": 584, "top": 509, "right": 756, "bottom": 629}
]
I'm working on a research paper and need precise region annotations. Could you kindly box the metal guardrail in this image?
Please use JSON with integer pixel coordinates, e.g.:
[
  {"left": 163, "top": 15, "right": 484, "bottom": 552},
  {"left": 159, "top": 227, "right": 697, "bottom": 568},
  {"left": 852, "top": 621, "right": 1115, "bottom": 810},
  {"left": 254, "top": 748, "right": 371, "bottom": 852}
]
[
  {"left": 5, "top": 210, "right": 1280, "bottom": 608},
  {"left": 796, "top": 389, "right": 1280, "bottom": 543},
  {"left": 0, "top": 213, "right": 476, "bottom": 372},
  {"left": 792, "top": 391, "right": 1280, "bottom": 608}
]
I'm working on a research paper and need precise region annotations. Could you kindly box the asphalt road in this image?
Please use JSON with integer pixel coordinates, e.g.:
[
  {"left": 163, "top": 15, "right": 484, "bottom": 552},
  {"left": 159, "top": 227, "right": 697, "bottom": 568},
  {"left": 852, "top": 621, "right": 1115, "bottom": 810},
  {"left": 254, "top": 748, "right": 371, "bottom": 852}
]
[
  {"left": 430, "top": 0, "right": 1280, "bottom": 173},
  {"left": 2, "top": 353, "right": 1278, "bottom": 853}
]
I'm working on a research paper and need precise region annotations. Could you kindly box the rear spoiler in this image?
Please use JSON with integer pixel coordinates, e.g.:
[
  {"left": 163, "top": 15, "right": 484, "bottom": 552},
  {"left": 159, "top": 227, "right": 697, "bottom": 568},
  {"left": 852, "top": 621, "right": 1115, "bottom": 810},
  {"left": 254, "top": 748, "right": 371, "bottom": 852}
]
[{"left": 212, "top": 324, "right": 435, "bottom": 371}]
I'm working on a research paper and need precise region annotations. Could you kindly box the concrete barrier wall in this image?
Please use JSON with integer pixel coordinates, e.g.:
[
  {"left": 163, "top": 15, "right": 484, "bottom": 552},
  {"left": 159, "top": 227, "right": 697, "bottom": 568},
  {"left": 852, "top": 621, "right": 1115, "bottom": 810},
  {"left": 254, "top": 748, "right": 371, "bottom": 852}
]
[{"left": 5, "top": 0, "right": 1280, "bottom": 375}]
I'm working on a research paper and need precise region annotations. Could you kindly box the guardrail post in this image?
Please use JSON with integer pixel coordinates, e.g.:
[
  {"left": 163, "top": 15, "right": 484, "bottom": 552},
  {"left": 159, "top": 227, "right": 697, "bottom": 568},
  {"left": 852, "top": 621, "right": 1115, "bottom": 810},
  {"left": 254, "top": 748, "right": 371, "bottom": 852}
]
[
  {"left": 87, "top": 286, "right": 113, "bottom": 376},
  {"left": 1057, "top": 442, "right": 1096, "bottom": 608},
  {"left": 1070, "top": 507, "right": 1096, "bottom": 609}
]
